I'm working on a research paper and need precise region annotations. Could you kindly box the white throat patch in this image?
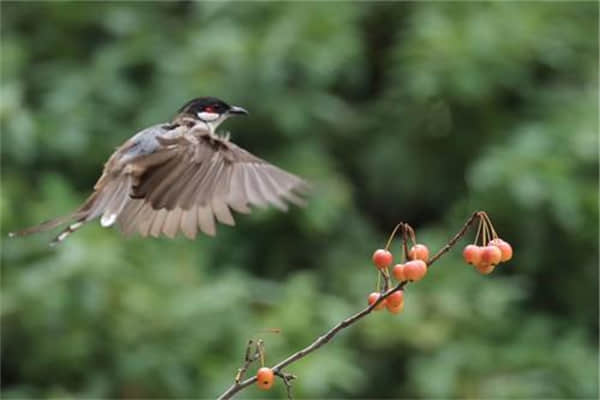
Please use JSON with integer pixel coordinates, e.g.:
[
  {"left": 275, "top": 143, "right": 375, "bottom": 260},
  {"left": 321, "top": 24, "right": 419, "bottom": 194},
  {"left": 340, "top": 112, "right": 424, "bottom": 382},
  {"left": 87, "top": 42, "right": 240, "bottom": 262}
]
[{"left": 197, "top": 111, "right": 220, "bottom": 121}]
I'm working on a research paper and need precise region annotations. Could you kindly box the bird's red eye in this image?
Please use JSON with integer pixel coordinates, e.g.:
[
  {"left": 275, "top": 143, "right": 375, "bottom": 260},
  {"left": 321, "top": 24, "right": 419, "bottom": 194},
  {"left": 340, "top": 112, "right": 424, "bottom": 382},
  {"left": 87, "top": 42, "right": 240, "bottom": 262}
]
[{"left": 204, "top": 106, "right": 215, "bottom": 113}]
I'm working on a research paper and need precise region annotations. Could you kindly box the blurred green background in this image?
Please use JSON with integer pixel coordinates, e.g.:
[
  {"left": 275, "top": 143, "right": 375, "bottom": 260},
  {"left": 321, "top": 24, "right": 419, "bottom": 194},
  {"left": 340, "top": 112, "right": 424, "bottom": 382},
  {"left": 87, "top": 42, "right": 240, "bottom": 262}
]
[{"left": 2, "top": 2, "right": 598, "bottom": 399}]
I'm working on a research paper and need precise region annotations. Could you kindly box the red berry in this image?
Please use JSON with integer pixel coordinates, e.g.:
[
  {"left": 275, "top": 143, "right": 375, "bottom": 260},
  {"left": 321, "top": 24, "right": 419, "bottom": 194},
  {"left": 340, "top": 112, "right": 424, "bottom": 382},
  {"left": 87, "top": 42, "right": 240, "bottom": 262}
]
[
  {"left": 408, "top": 244, "right": 429, "bottom": 261},
  {"left": 372, "top": 249, "right": 393, "bottom": 270},
  {"left": 368, "top": 292, "right": 386, "bottom": 310},
  {"left": 386, "top": 301, "right": 404, "bottom": 314},
  {"left": 480, "top": 245, "right": 502, "bottom": 265},
  {"left": 475, "top": 263, "right": 495, "bottom": 275},
  {"left": 463, "top": 244, "right": 482, "bottom": 265},
  {"left": 386, "top": 290, "right": 404, "bottom": 308},
  {"left": 489, "top": 238, "right": 513, "bottom": 262},
  {"left": 403, "top": 260, "right": 428, "bottom": 281},
  {"left": 392, "top": 264, "right": 406, "bottom": 281},
  {"left": 256, "top": 367, "right": 274, "bottom": 390}
]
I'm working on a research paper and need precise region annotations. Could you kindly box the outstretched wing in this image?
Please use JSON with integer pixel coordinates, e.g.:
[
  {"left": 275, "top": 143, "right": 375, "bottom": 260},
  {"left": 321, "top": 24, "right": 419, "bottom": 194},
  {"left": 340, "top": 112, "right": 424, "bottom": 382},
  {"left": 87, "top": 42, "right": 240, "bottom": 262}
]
[{"left": 116, "top": 134, "right": 310, "bottom": 238}]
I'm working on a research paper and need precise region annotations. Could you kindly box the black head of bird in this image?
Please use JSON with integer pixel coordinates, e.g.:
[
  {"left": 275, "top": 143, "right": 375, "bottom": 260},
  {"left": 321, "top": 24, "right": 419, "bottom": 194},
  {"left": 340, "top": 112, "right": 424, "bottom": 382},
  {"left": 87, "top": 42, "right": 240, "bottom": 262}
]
[
  {"left": 10, "top": 97, "right": 309, "bottom": 245},
  {"left": 176, "top": 97, "right": 248, "bottom": 132}
]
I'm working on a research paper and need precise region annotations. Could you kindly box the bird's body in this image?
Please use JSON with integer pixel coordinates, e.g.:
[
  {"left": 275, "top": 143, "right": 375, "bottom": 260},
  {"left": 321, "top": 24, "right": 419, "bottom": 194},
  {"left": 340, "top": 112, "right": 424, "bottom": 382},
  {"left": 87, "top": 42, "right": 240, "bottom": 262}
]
[{"left": 11, "top": 97, "right": 309, "bottom": 245}]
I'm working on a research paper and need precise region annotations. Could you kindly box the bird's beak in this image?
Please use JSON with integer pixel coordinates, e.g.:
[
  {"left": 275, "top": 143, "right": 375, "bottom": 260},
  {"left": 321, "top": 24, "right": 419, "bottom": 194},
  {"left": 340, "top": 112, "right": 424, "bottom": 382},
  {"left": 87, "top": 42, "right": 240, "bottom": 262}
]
[{"left": 229, "top": 105, "right": 249, "bottom": 116}]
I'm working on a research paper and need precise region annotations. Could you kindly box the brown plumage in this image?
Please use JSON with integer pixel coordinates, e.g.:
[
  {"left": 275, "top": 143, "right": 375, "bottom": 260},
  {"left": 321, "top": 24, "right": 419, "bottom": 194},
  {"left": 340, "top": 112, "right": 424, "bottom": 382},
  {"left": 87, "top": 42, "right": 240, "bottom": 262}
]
[{"left": 10, "top": 97, "right": 309, "bottom": 245}]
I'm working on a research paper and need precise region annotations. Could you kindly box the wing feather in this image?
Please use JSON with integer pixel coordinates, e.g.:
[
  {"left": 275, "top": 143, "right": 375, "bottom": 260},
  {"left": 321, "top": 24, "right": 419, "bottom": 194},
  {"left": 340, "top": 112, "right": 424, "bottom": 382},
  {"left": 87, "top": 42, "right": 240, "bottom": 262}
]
[
  {"left": 211, "top": 199, "right": 235, "bottom": 226},
  {"left": 249, "top": 164, "right": 288, "bottom": 211},
  {"left": 162, "top": 208, "right": 182, "bottom": 238},
  {"left": 117, "top": 199, "right": 145, "bottom": 236},
  {"left": 136, "top": 203, "right": 156, "bottom": 237},
  {"left": 179, "top": 159, "right": 213, "bottom": 209},
  {"left": 149, "top": 209, "right": 168, "bottom": 238},
  {"left": 180, "top": 208, "right": 198, "bottom": 239},
  {"left": 149, "top": 157, "right": 191, "bottom": 209},
  {"left": 197, "top": 206, "right": 216, "bottom": 236},
  {"left": 226, "top": 164, "right": 252, "bottom": 214}
]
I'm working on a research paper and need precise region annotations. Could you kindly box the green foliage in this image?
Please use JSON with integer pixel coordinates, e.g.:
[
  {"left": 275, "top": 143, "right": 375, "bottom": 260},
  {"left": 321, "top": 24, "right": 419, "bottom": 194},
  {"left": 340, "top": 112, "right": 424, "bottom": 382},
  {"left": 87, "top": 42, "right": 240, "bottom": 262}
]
[{"left": 2, "top": 2, "right": 597, "bottom": 398}]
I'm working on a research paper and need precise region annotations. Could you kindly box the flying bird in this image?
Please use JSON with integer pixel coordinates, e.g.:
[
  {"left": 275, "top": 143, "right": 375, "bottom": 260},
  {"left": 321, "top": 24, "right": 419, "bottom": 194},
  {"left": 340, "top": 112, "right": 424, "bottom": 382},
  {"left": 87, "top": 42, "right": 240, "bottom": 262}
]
[{"left": 10, "top": 97, "right": 309, "bottom": 245}]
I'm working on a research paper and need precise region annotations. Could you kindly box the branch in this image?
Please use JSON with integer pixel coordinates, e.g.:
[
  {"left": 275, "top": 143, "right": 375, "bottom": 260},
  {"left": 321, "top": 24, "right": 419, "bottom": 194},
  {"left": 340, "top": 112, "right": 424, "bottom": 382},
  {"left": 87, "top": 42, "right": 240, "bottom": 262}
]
[
  {"left": 217, "top": 211, "right": 482, "bottom": 400},
  {"left": 428, "top": 211, "right": 480, "bottom": 266}
]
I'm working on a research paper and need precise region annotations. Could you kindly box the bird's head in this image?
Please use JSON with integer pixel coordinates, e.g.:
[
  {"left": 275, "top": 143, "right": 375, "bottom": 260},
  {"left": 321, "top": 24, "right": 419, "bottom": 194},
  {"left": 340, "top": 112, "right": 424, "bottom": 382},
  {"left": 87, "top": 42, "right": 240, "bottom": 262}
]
[{"left": 176, "top": 97, "right": 248, "bottom": 132}]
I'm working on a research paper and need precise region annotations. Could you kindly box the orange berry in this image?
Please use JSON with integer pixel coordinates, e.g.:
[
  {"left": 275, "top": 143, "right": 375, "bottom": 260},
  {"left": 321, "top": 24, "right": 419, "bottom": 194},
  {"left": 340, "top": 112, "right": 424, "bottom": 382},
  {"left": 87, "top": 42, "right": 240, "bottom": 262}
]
[
  {"left": 392, "top": 263, "right": 406, "bottom": 281},
  {"left": 386, "top": 301, "right": 404, "bottom": 314},
  {"left": 368, "top": 292, "right": 386, "bottom": 310},
  {"left": 372, "top": 249, "right": 393, "bottom": 270},
  {"left": 475, "top": 263, "right": 495, "bottom": 275},
  {"left": 386, "top": 290, "right": 404, "bottom": 308},
  {"left": 481, "top": 245, "right": 502, "bottom": 265},
  {"left": 463, "top": 244, "right": 482, "bottom": 265},
  {"left": 403, "top": 260, "right": 428, "bottom": 281},
  {"left": 256, "top": 367, "right": 274, "bottom": 390},
  {"left": 408, "top": 244, "right": 429, "bottom": 261},
  {"left": 489, "top": 238, "right": 513, "bottom": 262}
]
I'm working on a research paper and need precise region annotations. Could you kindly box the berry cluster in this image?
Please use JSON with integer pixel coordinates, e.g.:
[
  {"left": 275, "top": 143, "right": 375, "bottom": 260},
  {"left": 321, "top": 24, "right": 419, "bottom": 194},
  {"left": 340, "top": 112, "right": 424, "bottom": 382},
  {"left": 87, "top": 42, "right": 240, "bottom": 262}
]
[
  {"left": 463, "top": 212, "right": 513, "bottom": 274},
  {"left": 368, "top": 224, "right": 432, "bottom": 314}
]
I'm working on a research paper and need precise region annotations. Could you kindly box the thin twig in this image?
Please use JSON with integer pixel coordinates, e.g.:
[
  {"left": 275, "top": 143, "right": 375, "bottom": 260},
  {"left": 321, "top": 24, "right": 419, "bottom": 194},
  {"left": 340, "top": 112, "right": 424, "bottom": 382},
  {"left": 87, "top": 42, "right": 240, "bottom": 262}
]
[
  {"left": 427, "top": 211, "right": 480, "bottom": 266},
  {"left": 274, "top": 370, "right": 296, "bottom": 400},
  {"left": 217, "top": 211, "right": 482, "bottom": 399}
]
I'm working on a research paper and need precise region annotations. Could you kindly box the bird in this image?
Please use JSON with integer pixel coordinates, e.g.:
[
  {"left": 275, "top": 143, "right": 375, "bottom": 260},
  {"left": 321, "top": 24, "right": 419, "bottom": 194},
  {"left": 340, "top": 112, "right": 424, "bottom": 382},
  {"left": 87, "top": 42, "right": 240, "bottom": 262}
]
[{"left": 10, "top": 97, "right": 310, "bottom": 245}]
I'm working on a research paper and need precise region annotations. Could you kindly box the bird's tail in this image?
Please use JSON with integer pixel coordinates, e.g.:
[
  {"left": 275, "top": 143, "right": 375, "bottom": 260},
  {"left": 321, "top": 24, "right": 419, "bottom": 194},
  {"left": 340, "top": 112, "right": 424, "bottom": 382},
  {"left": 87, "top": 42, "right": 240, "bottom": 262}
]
[
  {"left": 8, "top": 211, "right": 87, "bottom": 246},
  {"left": 9, "top": 175, "right": 132, "bottom": 246}
]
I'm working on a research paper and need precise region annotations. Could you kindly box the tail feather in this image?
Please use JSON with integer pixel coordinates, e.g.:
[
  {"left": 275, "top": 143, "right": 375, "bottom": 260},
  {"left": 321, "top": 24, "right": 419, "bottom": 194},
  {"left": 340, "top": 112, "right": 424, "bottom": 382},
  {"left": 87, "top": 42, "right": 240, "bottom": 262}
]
[
  {"left": 9, "top": 175, "right": 132, "bottom": 245},
  {"left": 49, "top": 221, "right": 86, "bottom": 246},
  {"left": 8, "top": 213, "right": 84, "bottom": 238}
]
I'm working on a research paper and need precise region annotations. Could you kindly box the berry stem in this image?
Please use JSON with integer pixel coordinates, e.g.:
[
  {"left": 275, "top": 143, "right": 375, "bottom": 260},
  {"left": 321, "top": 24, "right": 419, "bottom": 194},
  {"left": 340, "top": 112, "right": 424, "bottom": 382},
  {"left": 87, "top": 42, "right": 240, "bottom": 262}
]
[
  {"left": 481, "top": 211, "right": 498, "bottom": 239},
  {"left": 381, "top": 269, "right": 391, "bottom": 291},
  {"left": 402, "top": 223, "right": 409, "bottom": 262},
  {"left": 474, "top": 216, "right": 483, "bottom": 245},
  {"left": 406, "top": 224, "right": 417, "bottom": 247},
  {"left": 385, "top": 223, "right": 402, "bottom": 251},
  {"left": 258, "top": 340, "right": 265, "bottom": 367}
]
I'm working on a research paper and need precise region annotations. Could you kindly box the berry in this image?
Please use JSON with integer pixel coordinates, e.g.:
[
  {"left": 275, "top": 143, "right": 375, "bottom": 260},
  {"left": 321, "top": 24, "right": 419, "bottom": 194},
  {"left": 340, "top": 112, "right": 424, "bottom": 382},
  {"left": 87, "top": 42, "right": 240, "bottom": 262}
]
[
  {"left": 475, "top": 263, "right": 495, "bottom": 275},
  {"left": 463, "top": 244, "right": 482, "bottom": 265},
  {"left": 386, "top": 290, "right": 404, "bottom": 308},
  {"left": 256, "top": 367, "right": 274, "bottom": 390},
  {"left": 403, "top": 260, "right": 428, "bottom": 281},
  {"left": 489, "top": 238, "right": 513, "bottom": 262},
  {"left": 386, "top": 301, "right": 404, "bottom": 314},
  {"left": 480, "top": 245, "right": 502, "bottom": 265},
  {"left": 368, "top": 292, "right": 386, "bottom": 310},
  {"left": 372, "top": 249, "right": 393, "bottom": 270},
  {"left": 409, "top": 244, "right": 429, "bottom": 261},
  {"left": 392, "top": 264, "right": 406, "bottom": 281}
]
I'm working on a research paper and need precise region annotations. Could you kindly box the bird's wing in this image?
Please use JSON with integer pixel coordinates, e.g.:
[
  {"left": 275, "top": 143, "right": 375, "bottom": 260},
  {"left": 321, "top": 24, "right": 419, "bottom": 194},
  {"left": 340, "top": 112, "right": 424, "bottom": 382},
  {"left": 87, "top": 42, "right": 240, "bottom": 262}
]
[{"left": 116, "top": 134, "right": 310, "bottom": 238}]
